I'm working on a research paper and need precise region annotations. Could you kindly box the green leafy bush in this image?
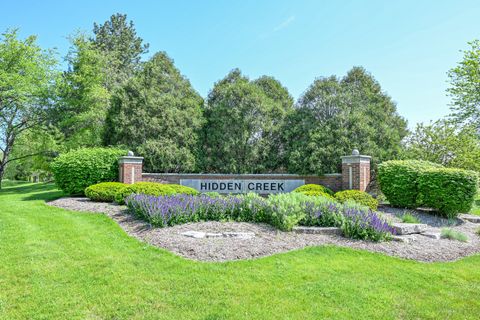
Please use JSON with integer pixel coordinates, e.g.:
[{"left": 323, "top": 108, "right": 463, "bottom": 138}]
[
  {"left": 417, "top": 168, "right": 478, "bottom": 218},
  {"left": 85, "top": 182, "right": 126, "bottom": 202},
  {"left": 401, "top": 213, "right": 421, "bottom": 224},
  {"left": 293, "top": 184, "right": 334, "bottom": 196},
  {"left": 115, "top": 182, "right": 198, "bottom": 204},
  {"left": 377, "top": 160, "right": 441, "bottom": 208},
  {"left": 51, "top": 147, "right": 127, "bottom": 195},
  {"left": 299, "top": 190, "right": 336, "bottom": 200},
  {"left": 334, "top": 190, "right": 378, "bottom": 210}
]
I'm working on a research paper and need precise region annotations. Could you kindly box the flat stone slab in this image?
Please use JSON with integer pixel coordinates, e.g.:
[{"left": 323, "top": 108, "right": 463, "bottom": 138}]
[
  {"left": 292, "top": 226, "right": 342, "bottom": 235},
  {"left": 460, "top": 214, "right": 480, "bottom": 223},
  {"left": 181, "top": 231, "right": 255, "bottom": 239},
  {"left": 392, "top": 235, "right": 415, "bottom": 243},
  {"left": 181, "top": 231, "right": 206, "bottom": 238},
  {"left": 420, "top": 230, "right": 442, "bottom": 240},
  {"left": 392, "top": 223, "right": 428, "bottom": 235}
]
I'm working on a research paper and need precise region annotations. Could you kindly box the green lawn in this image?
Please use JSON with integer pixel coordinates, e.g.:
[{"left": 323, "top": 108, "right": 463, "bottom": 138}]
[
  {"left": 1, "top": 184, "right": 479, "bottom": 319},
  {"left": 470, "top": 193, "right": 480, "bottom": 216}
]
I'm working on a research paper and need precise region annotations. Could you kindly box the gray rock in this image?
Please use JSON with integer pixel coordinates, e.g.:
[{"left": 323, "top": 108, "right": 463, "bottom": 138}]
[
  {"left": 392, "top": 223, "right": 428, "bottom": 235},
  {"left": 392, "top": 235, "right": 415, "bottom": 243},
  {"left": 181, "top": 231, "right": 206, "bottom": 238},
  {"left": 205, "top": 232, "right": 223, "bottom": 238},
  {"left": 223, "top": 232, "right": 255, "bottom": 239},
  {"left": 460, "top": 214, "right": 480, "bottom": 223},
  {"left": 420, "top": 231, "right": 442, "bottom": 240},
  {"left": 292, "top": 226, "right": 342, "bottom": 235}
]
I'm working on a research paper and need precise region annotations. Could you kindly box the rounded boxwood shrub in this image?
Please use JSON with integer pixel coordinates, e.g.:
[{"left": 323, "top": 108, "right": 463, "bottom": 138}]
[
  {"left": 417, "top": 168, "right": 478, "bottom": 218},
  {"left": 85, "top": 182, "right": 126, "bottom": 202},
  {"left": 51, "top": 147, "right": 127, "bottom": 195},
  {"left": 293, "top": 184, "right": 334, "bottom": 196},
  {"left": 299, "top": 190, "right": 336, "bottom": 200},
  {"left": 335, "top": 190, "right": 378, "bottom": 210},
  {"left": 114, "top": 182, "right": 199, "bottom": 204},
  {"left": 377, "top": 160, "right": 441, "bottom": 208}
]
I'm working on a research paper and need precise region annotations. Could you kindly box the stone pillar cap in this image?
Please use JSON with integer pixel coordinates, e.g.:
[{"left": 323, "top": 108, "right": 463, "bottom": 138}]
[
  {"left": 119, "top": 155, "right": 144, "bottom": 164},
  {"left": 341, "top": 154, "right": 371, "bottom": 164}
]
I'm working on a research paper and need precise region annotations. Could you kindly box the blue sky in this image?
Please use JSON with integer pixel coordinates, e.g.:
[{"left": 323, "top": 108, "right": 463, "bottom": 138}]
[{"left": 2, "top": 0, "right": 480, "bottom": 127}]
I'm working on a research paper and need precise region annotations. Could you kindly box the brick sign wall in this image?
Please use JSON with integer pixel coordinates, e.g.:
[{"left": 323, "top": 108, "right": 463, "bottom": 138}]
[
  {"left": 142, "top": 173, "right": 343, "bottom": 193},
  {"left": 118, "top": 150, "right": 371, "bottom": 194}
]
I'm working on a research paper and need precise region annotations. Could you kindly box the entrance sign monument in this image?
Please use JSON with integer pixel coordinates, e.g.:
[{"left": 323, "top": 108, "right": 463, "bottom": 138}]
[{"left": 118, "top": 149, "right": 371, "bottom": 194}]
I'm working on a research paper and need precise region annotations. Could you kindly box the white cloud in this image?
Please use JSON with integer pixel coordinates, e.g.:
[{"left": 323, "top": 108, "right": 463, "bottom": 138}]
[{"left": 273, "top": 15, "right": 296, "bottom": 32}]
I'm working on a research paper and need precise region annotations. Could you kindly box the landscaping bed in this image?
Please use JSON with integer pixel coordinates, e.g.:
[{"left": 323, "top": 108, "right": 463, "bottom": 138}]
[{"left": 47, "top": 197, "right": 480, "bottom": 262}]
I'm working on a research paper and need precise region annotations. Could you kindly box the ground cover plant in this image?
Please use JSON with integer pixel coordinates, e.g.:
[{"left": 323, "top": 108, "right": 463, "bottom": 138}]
[
  {"left": 1, "top": 183, "right": 480, "bottom": 319},
  {"left": 126, "top": 192, "right": 394, "bottom": 240}
]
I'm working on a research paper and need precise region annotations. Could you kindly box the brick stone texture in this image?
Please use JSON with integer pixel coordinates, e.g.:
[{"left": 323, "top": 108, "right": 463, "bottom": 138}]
[
  {"left": 119, "top": 163, "right": 143, "bottom": 184},
  {"left": 142, "top": 173, "right": 343, "bottom": 192},
  {"left": 341, "top": 161, "right": 370, "bottom": 191}
]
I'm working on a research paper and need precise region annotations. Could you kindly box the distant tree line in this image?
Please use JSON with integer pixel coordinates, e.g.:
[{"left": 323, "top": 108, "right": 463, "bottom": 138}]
[{"left": 2, "top": 13, "right": 478, "bottom": 187}]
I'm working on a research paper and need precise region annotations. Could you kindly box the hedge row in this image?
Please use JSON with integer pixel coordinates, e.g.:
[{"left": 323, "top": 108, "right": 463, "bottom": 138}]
[{"left": 378, "top": 160, "right": 478, "bottom": 218}]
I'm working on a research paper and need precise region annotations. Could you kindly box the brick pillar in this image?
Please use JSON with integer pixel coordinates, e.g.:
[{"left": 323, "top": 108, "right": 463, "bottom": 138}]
[
  {"left": 341, "top": 149, "right": 371, "bottom": 191},
  {"left": 118, "top": 152, "right": 144, "bottom": 184}
]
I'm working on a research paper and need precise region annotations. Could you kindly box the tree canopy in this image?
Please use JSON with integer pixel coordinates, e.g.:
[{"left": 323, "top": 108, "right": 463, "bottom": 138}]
[
  {"left": 447, "top": 39, "right": 480, "bottom": 133},
  {"left": 104, "top": 52, "right": 204, "bottom": 173},
  {"left": 403, "top": 120, "right": 480, "bottom": 172},
  {"left": 285, "top": 67, "right": 408, "bottom": 175},
  {"left": 199, "top": 69, "right": 294, "bottom": 173},
  {"left": 0, "top": 29, "right": 59, "bottom": 187}
]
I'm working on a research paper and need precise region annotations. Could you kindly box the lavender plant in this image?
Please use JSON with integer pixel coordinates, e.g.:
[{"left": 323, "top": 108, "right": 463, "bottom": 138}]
[{"left": 125, "top": 192, "right": 396, "bottom": 240}]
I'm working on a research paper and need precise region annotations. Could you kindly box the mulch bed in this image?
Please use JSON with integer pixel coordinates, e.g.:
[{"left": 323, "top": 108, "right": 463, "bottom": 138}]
[{"left": 47, "top": 197, "right": 480, "bottom": 262}]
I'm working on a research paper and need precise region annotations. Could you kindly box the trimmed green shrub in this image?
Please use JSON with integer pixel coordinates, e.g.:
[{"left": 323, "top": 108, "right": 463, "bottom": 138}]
[
  {"left": 417, "top": 168, "right": 478, "bottom": 218},
  {"left": 51, "top": 147, "right": 127, "bottom": 195},
  {"left": 115, "top": 182, "right": 199, "bottom": 204},
  {"left": 334, "top": 190, "right": 378, "bottom": 210},
  {"left": 377, "top": 160, "right": 441, "bottom": 208},
  {"left": 299, "top": 190, "right": 336, "bottom": 201},
  {"left": 293, "top": 184, "right": 334, "bottom": 196},
  {"left": 85, "top": 182, "right": 126, "bottom": 202}
]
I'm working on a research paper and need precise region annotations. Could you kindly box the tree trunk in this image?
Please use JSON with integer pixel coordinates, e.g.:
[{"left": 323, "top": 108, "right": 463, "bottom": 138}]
[{"left": 0, "top": 164, "right": 5, "bottom": 190}]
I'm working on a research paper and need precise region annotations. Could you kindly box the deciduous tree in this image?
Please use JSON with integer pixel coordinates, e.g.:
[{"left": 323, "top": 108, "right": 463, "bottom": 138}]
[
  {"left": 200, "top": 70, "right": 294, "bottom": 173},
  {"left": 0, "top": 29, "right": 58, "bottom": 188},
  {"left": 285, "top": 67, "right": 407, "bottom": 175}
]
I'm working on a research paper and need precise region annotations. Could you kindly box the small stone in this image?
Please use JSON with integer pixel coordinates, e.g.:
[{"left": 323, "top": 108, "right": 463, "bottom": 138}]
[
  {"left": 392, "top": 235, "right": 415, "bottom": 243},
  {"left": 181, "top": 231, "right": 206, "bottom": 238},
  {"left": 421, "top": 230, "right": 442, "bottom": 240},
  {"left": 460, "top": 214, "right": 480, "bottom": 223},
  {"left": 205, "top": 233, "right": 223, "bottom": 238},
  {"left": 292, "top": 226, "right": 342, "bottom": 235},
  {"left": 223, "top": 232, "right": 255, "bottom": 239},
  {"left": 392, "top": 223, "right": 428, "bottom": 235}
]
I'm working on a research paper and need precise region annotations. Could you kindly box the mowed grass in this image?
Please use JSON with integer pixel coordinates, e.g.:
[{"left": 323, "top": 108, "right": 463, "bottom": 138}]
[
  {"left": 0, "top": 184, "right": 480, "bottom": 319},
  {"left": 470, "top": 192, "right": 480, "bottom": 216}
]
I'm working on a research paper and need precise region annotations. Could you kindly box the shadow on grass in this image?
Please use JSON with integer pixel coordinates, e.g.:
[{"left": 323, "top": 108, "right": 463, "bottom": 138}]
[{"left": 0, "top": 183, "right": 64, "bottom": 202}]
